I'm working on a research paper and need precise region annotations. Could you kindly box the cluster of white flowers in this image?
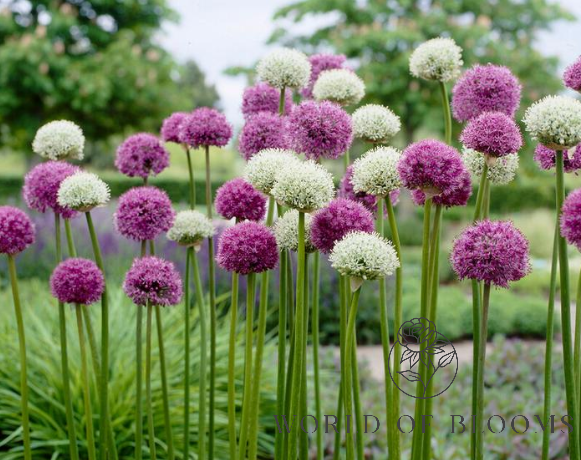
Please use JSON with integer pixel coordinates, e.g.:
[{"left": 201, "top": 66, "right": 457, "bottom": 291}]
[
  {"left": 330, "top": 231, "right": 399, "bottom": 284},
  {"left": 409, "top": 37, "right": 463, "bottom": 82},
  {"left": 32, "top": 120, "right": 85, "bottom": 160},
  {"left": 57, "top": 172, "right": 110, "bottom": 211},
  {"left": 313, "top": 69, "right": 365, "bottom": 106},
  {"left": 167, "top": 210, "right": 215, "bottom": 247},
  {"left": 274, "top": 209, "right": 316, "bottom": 253},
  {"left": 523, "top": 95, "right": 581, "bottom": 150},
  {"left": 257, "top": 48, "right": 311, "bottom": 90},
  {"left": 271, "top": 160, "right": 335, "bottom": 212},
  {"left": 244, "top": 149, "right": 301, "bottom": 195},
  {"left": 352, "top": 146, "right": 402, "bottom": 197},
  {"left": 462, "top": 148, "right": 519, "bottom": 185},
  {"left": 352, "top": 104, "right": 401, "bottom": 143}
]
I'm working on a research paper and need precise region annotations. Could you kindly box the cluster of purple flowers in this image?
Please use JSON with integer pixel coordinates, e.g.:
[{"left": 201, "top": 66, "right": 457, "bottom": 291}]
[
  {"left": 215, "top": 178, "right": 267, "bottom": 222},
  {"left": 115, "top": 133, "right": 170, "bottom": 179},
  {"left": 242, "top": 82, "right": 293, "bottom": 118},
  {"left": 0, "top": 206, "right": 36, "bottom": 255},
  {"left": 534, "top": 144, "right": 581, "bottom": 173},
  {"left": 301, "top": 53, "right": 347, "bottom": 99},
  {"left": 51, "top": 258, "right": 104, "bottom": 305},
  {"left": 123, "top": 256, "right": 183, "bottom": 307},
  {"left": 238, "top": 112, "right": 289, "bottom": 160}
]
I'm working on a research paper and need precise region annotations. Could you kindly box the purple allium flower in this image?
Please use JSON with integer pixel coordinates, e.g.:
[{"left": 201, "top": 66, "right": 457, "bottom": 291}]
[
  {"left": 534, "top": 144, "right": 581, "bottom": 173},
  {"left": 451, "top": 220, "right": 530, "bottom": 288},
  {"left": 339, "top": 165, "right": 400, "bottom": 213},
  {"left": 123, "top": 256, "right": 183, "bottom": 307},
  {"left": 301, "top": 53, "right": 347, "bottom": 99},
  {"left": 179, "top": 107, "right": 233, "bottom": 149},
  {"left": 115, "top": 133, "right": 170, "bottom": 179},
  {"left": 564, "top": 56, "right": 581, "bottom": 92},
  {"left": 460, "top": 112, "right": 522, "bottom": 157},
  {"left": 242, "top": 82, "right": 293, "bottom": 119},
  {"left": 0, "top": 206, "right": 36, "bottom": 255},
  {"left": 114, "top": 187, "right": 175, "bottom": 241},
  {"left": 215, "top": 178, "right": 267, "bottom": 222},
  {"left": 411, "top": 170, "right": 472, "bottom": 208},
  {"left": 216, "top": 221, "right": 279, "bottom": 275},
  {"left": 238, "top": 111, "right": 289, "bottom": 160},
  {"left": 288, "top": 100, "right": 353, "bottom": 161},
  {"left": 23, "top": 161, "right": 79, "bottom": 219},
  {"left": 311, "top": 198, "right": 375, "bottom": 253},
  {"left": 398, "top": 139, "right": 465, "bottom": 196},
  {"left": 560, "top": 188, "right": 581, "bottom": 250},
  {"left": 452, "top": 64, "right": 522, "bottom": 122},
  {"left": 50, "top": 258, "right": 104, "bottom": 305},
  {"left": 161, "top": 112, "right": 189, "bottom": 143}
]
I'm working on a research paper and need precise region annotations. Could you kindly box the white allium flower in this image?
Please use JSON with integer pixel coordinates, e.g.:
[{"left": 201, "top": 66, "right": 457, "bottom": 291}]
[
  {"left": 271, "top": 160, "right": 335, "bottom": 212},
  {"left": 523, "top": 96, "right": 581, "bottom": 150},
  {"left": 244, "top": 149, "right": 301, "bottom": 195},
  {"left": 352, "top": 146, "right": 402, "bottom": 197},
  {"left": 257, "top": 48, "right": 311, "bottom": 90},
  {"left": 57, "top": 172, "right": 110, "bottom": 211},
  {"left": 409, "top": 37, "right": 463, "bottom": 82},
  {"left": 274, "top": 209, "right": 316, "bottom": 253},
  {"left": 352, "top": 104, "right": 401, "bottom": 143},
  {"left": 330, "top": 231, "right": 399, "bottom": 284},
  {"left": 32, "top": 120, "right": 85, "bottom": 160},
  {"left": 313, "top": 69, "right": 365, "bottom": 106},
  {"left": 462, "top": 148, "right": 519, "bottom": 185},
  {"left": 167, "top": 210, "right": 215, "bottom": 247}
]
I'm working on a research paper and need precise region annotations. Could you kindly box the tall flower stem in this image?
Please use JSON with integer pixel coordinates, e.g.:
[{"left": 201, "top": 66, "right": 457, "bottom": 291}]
[
  {"left": 279, "top": 87, "right": 286, "bottom": 116},
  {"left": 475, "top": 283, "right": 491, "bottom": 460},
  {"left": 228, "top": 270, "right": 239, "bottom": 460},
  {"left": 56, "top": 214, "right": 79, "bottom": 460},
  {"left": 542, "top": 225, "right": 559, "bottom": 460},
  {"left": 386, "top": 195, "right": 402, "bottom": 460},
  {"left": 439, "top": 82, "right": 452, "bottom": 145},
  {"left": 299, "top": 253, "right": 310, "bottom": 459},
  {"left": 155, "top": 304, "right": 174, "bottom": 459},
  {"left": 186, "top": 146, "right": 196, "bottom": 207},
  {"left": 556, "top": 150, "right": 580, "bottom": 460},
  {"left": 238, "top": 272, "right": 256, "bottom": 460},
  {"left": 85, "top": 211, "right": 109, "bottom": 460},
  {"left": 145, "top": 302, "right": 157, "bottom": 460},
  {"left": 312, "top": 250, "right": 323, "bottom": 459},
  {"left": 351, "top": 330, "right": 364, "bottom": 460},
  {"left": 136, "top": 299, "right": 144, "bottom": 460},
  {"left": 7, "top": 254, "right": 32, "bottom": 460},
  {"left": 333, "top": 276, "right": 348, "bottom": 460},
  {"left": 75, "top": 304, "right": 97, "bottom": 460}
]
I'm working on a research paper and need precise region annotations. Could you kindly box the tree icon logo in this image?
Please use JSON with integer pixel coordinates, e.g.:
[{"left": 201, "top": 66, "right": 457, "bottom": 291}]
[{"left": 388, "top": 317, "right": 458, "bottom": 399}]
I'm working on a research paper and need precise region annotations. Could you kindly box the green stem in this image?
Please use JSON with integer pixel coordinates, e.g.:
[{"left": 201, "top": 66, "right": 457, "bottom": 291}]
[
  {"left": 299, "top": 253, "right": 310, "bottom": 459},
  {"left": 183, "top": 248, "right": 192, "bottom": 458},
  {"left": 351, "top": 330, "right": 364, "bottom": 460},
  {"left": 344, "top": 150, "right": 351, "bottom": 173},
  {"left": 192, "top": 253, "right": 207, "bottom": 460},
  {"left": 228, "top": 271, "right": 239, "bottom": 460},
  {"left": 85, "top": 212, "right": 109, "bottom": 460},
  {"left": 145, "top": 302, "right": 157, "bottom": 460},
  {"left": 7, "top": 255, "right": 32, "bottom": 460},
  {"left": 186, "top": 146, "right": 196, "bottom": 209},
  {"left": 333, "top": 276, "right": 348, "bottom": 460},
  {"left": 135, "top": 302, "right": 144, "bottom": 460},
  {"left": 279, "top": 87, "right": 286, "bottom": 116},
  {"left": 556, "top": 150, "right": 580, "bottom": 460},
  {"left": 473, "top": 165, "right": 489, "bottom": 222},
  {"left": 155, "top": 305, "right": 174, "bottom": 459},
  {"left": 312, "top": 251, "right": 323, "bottom": 459},
  {"left": 64, "top": 218, "right": 77, "bottom": 257},
  {"left": 76, "top": 305, "right": 96, "bottom": 460},
  {"left": 475, "top": 284, "right": 491, "bottom": 460},
  {"left": 439, "top": 81, "right": 452, "bottom": 145},
  {"left": 282, "top": 296, "right": 296, "bottom": 458}
]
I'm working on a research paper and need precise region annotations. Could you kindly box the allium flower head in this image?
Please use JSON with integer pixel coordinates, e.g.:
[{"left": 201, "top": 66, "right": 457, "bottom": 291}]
[
  {"left": 238, "top": 111, "right": 289, "bottom": 160},
  {"left": 0, "top": 206, "right": 35, "bottom": 255},
  {"left": 451, "top": 220, "right": 530, "bottom": 288},
  {"left": 271, "top": 160, "right": 335, "bottom": 212},
  {"left": 161, "top": 112, "right": 188, "bottom": 143},
  {"left": 452, "top": 64, "right": 521, "bottom": 122},
  {"left": 114, "top": 187, "right": 175, "bottom": 241},
  {"left": 179, "top": 107, "right": 233, "bottom": 149},
  {"left": 352, "top": 104, "right": 401, "bottom": 144},
  {"left": 50, "top": 258, "right": 104, "bottom": 305},
  {"left": 398, "top": 139, "right": 465, "bottom": 196},
  {"left": 58, "top": 172, "right": 110, "bottom": 212},
  {"left": 412, "top": 170, "right": 472, "bottom": 208},
  {"left": 311, "top": 198, "right": 375, "bottom": 254},
  {"left": 274, "top": 209, "right": 316, "bottom": 253},
  {"left": 241, "top": 82, "right": 293, "bottom": 119},
  {"left": 339, "top": 165, "right": 400, "bottom": 214},
  {"left": 115, "top": 133, "right": 170, "bottom": 179},
  {"left": 409, "top": 37, "right": 463, "bottom": 82},
  {"left": 244, "top": 149, "right": 302, "bottom": 195},
  {"left": 561, "top": 188, "right": 581, "bottom": 250},
  {"left": 534, "top": 144, "right": 581, "bottom": 173},
  {"left": 460, "top": 111, "right": 522, "bottom": 157},
  {"left": 23, "top": 161, "right": 80, "bottom": 218},
  {"left": 330, "top": 231, "right": 399, "bottom": 283},
  {"left": 564, "top": 56, "right": 581, "bottom": 92},
  {"left": 216, "top": 221, "right": 279, "bottom": 275},
  {"left": 352, "top": 146, "right": 402, "bottom": 197},
  {"left": 32, "top": 120, "right": 85, "bottom": 160},
  {"left": 313, "top": 69, "right": 365, "bottom": 106},
  {"left": 167, "top": 210, "right": 214, "bottom": 248},
  {"left": 523, "top": 96, "right": 581, "bottom": 150},
  {"left": 462, "top": 148, "right": 519, "bottom": 185},
  {"left": 215, "top": 178, "right": 267, "bottom": 222},
  {"left": 257, "top": 48, "right": 311, "bottom": 90},
  {"left": 302, "top": 53, "right": 347, "bottom": 99},
  {"left": 123, "top": 256, "right": 182, "bottom": 307},
  {"left": 288, "top": 100, "right": 353, "bottom": 161}
]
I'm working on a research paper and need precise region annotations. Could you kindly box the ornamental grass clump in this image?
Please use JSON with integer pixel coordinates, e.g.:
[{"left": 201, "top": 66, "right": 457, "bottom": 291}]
[
  {"left": 352, "top": 104, "right": 401, "bottom": 144},
  {"left": 115, "top": 133, "right": 170, "bottom": 181},
  {"left": 32, "top": 120, "right": 85, "bottom": 161},
  {"left": 312, "top": 68, "right": 365, "bottom": 106}
]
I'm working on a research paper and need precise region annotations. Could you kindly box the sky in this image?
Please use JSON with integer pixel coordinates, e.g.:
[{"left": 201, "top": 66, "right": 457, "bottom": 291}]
[{"left": 160, "top": 0, "right": 581, "bottom": 127}]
